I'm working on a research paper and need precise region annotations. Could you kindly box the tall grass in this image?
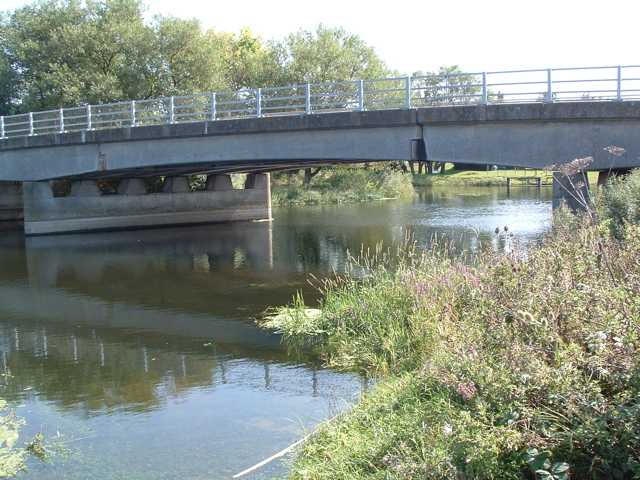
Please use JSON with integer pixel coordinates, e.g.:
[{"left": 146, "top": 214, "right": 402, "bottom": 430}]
[{"left": 262, "top": 172, "right": 640, "bottom": 479}]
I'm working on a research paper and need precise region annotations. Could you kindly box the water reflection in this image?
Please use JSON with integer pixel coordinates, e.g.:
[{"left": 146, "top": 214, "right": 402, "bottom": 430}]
[
  {"left": 0, "top": 185, "right": 551, "bottom": 478},
  {"left": 0, "top": 222, "right": 365, "bottom": 479}
]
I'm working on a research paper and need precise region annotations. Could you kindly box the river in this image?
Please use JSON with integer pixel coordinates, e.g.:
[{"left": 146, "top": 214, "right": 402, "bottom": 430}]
[{"left": 0, "top": 185, "right": 552, "bottom": 479}]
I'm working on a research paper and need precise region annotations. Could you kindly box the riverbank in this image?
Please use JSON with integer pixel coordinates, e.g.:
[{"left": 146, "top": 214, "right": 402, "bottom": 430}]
[
  {"left": 262, "top": 172, "right": 640, "bottom": 479},
  {"left": 412, "top": 165, "right": 554, "bottom": 187},
  {"left": 269, "top": 166, "right": 415, "bottom": 206},
  {"left": 412, "top": 165, "right": 599, "bottom": 187}
]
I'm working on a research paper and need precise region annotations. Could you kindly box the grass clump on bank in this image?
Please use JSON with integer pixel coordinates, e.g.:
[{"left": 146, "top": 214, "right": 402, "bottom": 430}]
[
  {"left": 270, "top": 165, "right": 415, "bottom": 206},
  {"left": 262, "top": 171, "right": 640, "bottom": 479}
]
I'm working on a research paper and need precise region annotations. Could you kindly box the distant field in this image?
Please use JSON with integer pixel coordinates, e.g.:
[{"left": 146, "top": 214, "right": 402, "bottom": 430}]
[{"left": 412, "top": 164, "right": 599, "bottom": 187}]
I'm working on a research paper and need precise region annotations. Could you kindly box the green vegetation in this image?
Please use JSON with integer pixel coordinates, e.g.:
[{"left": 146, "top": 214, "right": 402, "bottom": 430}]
[
  {"left": 0, "top": 400, "right": 48, "bottom": 477},
  {"left": 0, "top": 0, "right": 480, "bottom": 116},
  {"left": 412, "top": 165, "right": 553, "bottom": 186},
  {"left": 0, "top": 400, "right": 26, "bottom": 477},
  {"left": 262, "top": 170, "right": 640, "bottom": 479},
  {"left": 0, "top": 1, "right": 393, "bottom": 115},
  {"left": 270, "top": 165, "right": 415, "bottom": 206},
  {"left": 411, "top": 165, "right": 601, "bottom": 187}
]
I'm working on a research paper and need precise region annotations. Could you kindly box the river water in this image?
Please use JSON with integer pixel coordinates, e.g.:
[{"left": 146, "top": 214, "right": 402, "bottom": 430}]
[{"left": 0, "top": 185, "right": 552, "bottom": 479}]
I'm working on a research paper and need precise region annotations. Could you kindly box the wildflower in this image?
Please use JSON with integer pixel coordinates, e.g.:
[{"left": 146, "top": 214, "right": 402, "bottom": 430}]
[
  {"left": 441, "top": 424, "right": 453, "bottom": 436},
  {"left": 459, "top": 381, "right": 477, "bottom": 399},
  {"left": 603, "top": 145, "right": 626, "bottom": 157}
]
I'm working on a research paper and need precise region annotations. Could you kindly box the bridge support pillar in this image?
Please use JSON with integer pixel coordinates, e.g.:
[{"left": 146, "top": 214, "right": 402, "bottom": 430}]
[
  {"left": 22, "top": 173, "right": 272, "bottom": 236},
  {"left": 0, "top": 181, "right": 23, "bottom": 221},
  {"left": 118, "top": 178, "right": 147, "bottom": 195},
  {"left": 206, "top": 174, "right": 233, "bottom": 191},
  {"left": 597, "top": 168, "right": 632, "bottom": 187},
  {"left": 163, "top": 176, "right": 191, "bottom": 193},
  {"left": 552, "top": 172, "right": 590, "bottom": 210}
]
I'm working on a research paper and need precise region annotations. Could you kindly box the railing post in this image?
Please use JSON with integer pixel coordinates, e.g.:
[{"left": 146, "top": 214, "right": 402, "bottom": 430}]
[
  {"left": 357, "top": 80, "right": 364, "bottom": 110},
  {"left": 480, "top": 72, "right": 488, "bottom": 105},
  {"left": 169, "top": 97, "right": 175, "bottom": 123},
  {"left": 616, "top": 65, "right": 623, "bottom": 101},
  {"left": 29, "top": 112, "right": 34, "bottom": 135},
  {"left": 87, "top": 105, "right": 92, "bottom": 130},
  {"left": 545, "top": 68, "right": 553, "bottom": 103},
  {"left": 0, "top": 116, "right": 4, "bottom": 139},
  {"left": 405, "top": 77, "right": 411, "bottom": 108},
  {"left": 59, "top": 108, "right": 64, "bottom": 133},
  {"left": 305, "top": 84, "right": 311, "bottom": 114},
  {"left": 130, "top": 100, "right": 136, "bottom": 127},
  {"left": 256, "top": 88, "right": 262, "bottom": 117},
  {"left": 211, "top": 92, "right": 216, "bottom": 120}
]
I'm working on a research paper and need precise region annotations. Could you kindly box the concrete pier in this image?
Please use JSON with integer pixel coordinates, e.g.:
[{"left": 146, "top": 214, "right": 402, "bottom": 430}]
[
  {"left": 22, "top": 173, "right": 271, "bottom": 236},
  {"left": 0, "top": 181, "right": 23, "bottom": 221},
  {"left": 552, "top": 172, "right": 590, "bottom": 210}
]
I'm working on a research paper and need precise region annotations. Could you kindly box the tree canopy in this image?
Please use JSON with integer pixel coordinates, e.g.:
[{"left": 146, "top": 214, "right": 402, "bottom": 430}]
[{"left": 0, "top": 0, "right": 460, "bottom": 116}]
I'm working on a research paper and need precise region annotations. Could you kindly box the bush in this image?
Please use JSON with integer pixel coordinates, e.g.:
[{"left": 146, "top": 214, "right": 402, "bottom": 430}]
[
  {"left": 270, "top": 165, "right": 414, "bottom": 206},
  {"left": 601, "top": 169, "right": 640, "bottom": 239}
]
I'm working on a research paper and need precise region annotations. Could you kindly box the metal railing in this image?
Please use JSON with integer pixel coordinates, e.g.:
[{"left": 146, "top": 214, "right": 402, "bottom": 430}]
[{"left": 2, "top": 65, "right": 639, "bottom": 139}]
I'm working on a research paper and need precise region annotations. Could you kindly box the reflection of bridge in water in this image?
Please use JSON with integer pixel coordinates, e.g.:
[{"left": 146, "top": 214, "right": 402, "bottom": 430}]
[{"left": 0, "top": 223, "right": 366, "bottom": 415}]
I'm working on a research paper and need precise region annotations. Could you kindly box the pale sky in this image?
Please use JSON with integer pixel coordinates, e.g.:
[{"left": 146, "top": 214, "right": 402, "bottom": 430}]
[{"left": 2, "top": 0, "right": 638, "bottom": 76}]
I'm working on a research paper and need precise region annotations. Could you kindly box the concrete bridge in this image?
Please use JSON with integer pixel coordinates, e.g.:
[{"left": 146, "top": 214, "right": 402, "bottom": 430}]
[{"left": 2, "top": 66, "right": 640, "bottom": 234}]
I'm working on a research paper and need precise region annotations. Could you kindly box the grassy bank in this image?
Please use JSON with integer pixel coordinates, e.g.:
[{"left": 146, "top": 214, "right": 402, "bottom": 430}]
[
  {"left": 412, "top": 165, "right": 599, "bottom": 187},
  {"left": 270, "top": 166, "right": 415, "bottom": 206},
  {"left": 262, "top": 171, "right": 640, "bottom": 479}
]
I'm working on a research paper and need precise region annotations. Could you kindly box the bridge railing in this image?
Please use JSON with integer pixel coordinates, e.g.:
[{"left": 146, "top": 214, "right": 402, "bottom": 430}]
[{"left": 1, "top": 65, "right": 639, "bottom": 139}]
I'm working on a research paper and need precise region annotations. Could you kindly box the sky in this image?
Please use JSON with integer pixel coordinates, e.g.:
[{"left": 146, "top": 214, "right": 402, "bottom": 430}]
[{"left": 2, "top": 0, "right": 638, "bottom": 76}]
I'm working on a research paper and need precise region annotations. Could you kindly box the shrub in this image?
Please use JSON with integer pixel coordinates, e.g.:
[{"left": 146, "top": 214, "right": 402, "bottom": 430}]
[{"left": 601, "top": 169, "right": 640, "bottom": 239}]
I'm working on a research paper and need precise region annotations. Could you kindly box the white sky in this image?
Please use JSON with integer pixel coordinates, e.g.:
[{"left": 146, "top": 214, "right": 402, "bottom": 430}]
[{"left": 2, "top": 0, "right": 638, "bottom": 75}]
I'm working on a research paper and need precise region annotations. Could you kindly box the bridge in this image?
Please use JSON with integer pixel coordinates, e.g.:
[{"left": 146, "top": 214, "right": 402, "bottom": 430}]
[{"left": 1, "top": 65, "right": 639, "bottom": 235}]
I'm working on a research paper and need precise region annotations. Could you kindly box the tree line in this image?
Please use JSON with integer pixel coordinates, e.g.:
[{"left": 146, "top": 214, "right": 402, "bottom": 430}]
[
  {"left": 0, "top": 0, "right": 481, "bottom": 117},
  {"left": 0, "top": 0, "right": 395, "bottom": 115}
]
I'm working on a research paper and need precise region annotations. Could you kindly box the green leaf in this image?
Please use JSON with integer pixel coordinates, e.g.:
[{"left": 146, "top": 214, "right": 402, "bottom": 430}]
[
  {"left": 526, "top": 450, "right": 552, "bottom": 472},
  {"left": 552, "top": 462, "right": 570, "bottom": 474}
]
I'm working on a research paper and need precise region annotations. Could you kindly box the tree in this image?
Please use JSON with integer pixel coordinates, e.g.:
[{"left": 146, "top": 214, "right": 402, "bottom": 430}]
[
  {"left": 0, "top": 39, "right": 20, "bottom": 115},
  {"left": 209, "top": 27, "right": 282, "bottom": 91},
  {"left": 272, "top": 25, "right": 391, "bottom": 183},
  {"left": 1, "top": 0, "right": 149, "bottom": 110},
  {"left": 411, "top": 65, "right": 481, "bottom": 105},
  {"left": 276, "top": 24, "right": 390, "bottom": 85},
  {"left": 0, "top": 0, "right": 229, "bottom": 112}
]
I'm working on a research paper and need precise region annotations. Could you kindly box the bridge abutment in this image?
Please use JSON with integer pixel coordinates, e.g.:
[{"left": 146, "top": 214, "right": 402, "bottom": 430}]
[
  {"left": 0, "top": 181, "right": 23, "bottom": 221},
  {"left": 22, "top": 173, "right": 272, "bottom": 236}
]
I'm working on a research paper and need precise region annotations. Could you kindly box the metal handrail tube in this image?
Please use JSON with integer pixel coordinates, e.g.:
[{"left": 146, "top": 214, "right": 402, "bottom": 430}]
[
  {"left": 365, "top": 87, "right": 406, "bottom": 95},
  {"left": 485, "top": 80, "right": 549, "bottom": 88},
  {"left": 261, "top": 105, "right": 306, "bottom": 113}
]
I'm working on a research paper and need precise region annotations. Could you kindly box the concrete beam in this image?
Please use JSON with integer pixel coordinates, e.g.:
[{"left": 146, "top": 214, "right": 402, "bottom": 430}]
[{"left": 1, "top": 103, "right": 639, "bottom": 182}]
